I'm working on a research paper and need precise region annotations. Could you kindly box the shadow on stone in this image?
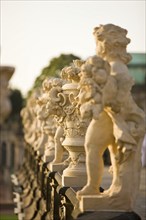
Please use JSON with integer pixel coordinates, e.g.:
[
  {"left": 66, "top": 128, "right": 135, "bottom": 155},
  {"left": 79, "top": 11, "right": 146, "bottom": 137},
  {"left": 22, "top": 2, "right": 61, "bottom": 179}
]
[{"left": 77, "top": 211, "right": 141, "bottom": 220}]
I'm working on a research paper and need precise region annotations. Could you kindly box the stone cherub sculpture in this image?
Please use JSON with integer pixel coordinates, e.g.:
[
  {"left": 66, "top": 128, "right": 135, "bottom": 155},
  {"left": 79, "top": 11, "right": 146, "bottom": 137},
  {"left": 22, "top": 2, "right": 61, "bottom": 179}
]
[
  {"left": 35, "top": 80, "right": 57, "bottom": 159},
  {"left": 42, "top": 77, "right": 68, "bottom": 164},
  {"left": 21, "top": 89, "right": 42, "bottom": 148},
  {"left": 77, "top": 24, "right": 145, "bottom": 211}
]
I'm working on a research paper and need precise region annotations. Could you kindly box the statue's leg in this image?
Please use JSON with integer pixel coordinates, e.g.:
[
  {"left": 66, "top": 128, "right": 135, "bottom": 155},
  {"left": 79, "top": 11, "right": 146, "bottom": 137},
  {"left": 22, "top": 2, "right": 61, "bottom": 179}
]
[
  {"left": 36, "top": 133, "right": 48, "bottom": 155},
  {"left": 105, "top": 144, "right": 119, "bottom": 194},
  {"left": 77, "top": 112, "right": 114, "bottom": 196},
  {"left": 85, "top": 143, "right": 105, "bottom": 194},
  {"left": 52, "top": 126, "right": 64, "bottom": 163}
]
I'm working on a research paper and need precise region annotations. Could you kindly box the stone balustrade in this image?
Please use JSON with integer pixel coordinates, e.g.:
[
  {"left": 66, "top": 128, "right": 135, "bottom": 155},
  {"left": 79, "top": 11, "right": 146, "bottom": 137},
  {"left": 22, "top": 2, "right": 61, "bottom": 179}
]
[{"left": 11, "top": 24, "right": 145, "bottom": 220}]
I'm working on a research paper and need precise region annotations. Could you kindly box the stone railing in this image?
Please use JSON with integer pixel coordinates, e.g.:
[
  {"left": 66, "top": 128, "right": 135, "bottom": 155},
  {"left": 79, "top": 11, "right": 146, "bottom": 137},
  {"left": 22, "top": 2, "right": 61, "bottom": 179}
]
[{"left": 11, "top": 24, "right": 145, "bottom": 220}]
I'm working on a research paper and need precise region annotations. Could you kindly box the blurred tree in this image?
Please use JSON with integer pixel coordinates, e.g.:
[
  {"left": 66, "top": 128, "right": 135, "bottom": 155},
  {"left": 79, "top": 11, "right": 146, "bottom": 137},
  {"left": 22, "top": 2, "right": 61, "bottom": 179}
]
[
  {"left": 9, "top": 89, "right": 24, "bottom": 117},
  {"left": 8, "top": 89, "right": 24, "bottom": 131},
  {"left": 27, "top": 53, "right": 80, "bottom": 97}
]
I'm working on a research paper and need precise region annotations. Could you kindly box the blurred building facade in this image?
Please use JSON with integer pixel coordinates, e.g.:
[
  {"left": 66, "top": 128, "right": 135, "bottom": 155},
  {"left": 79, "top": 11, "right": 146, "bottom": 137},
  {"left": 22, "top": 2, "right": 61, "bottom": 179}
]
[
  {"left": 0, "top": 66, "right": 24, "bottom": 213},
  {"left": 0, "top": 66, "right": 24, "bottom": 179}
]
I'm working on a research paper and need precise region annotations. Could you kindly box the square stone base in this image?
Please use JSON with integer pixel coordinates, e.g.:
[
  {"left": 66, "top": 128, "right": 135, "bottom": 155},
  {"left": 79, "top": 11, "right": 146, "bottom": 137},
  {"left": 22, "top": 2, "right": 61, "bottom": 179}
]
[
  {"left": 79, "top": 195, "right": 132, "bottom": 212},
  {"left": 76, "top": 211, "right": 141, "bottom": 220},
  {"left": 62, "top": 176, "right": 87, "bottom": 187},
  {"left": 48, "top": 163, "right": 65, "bottom": 173},
  {"left": 43, "top": 154, "right": 54, "bottom": 163}
]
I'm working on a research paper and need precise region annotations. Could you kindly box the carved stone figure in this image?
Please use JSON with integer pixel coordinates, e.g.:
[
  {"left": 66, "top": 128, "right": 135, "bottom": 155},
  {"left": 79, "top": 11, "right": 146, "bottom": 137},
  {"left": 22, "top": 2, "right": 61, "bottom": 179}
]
[
  {"left": 77, "top": 24, "right": 145, "bottom": 211},
  {"left": 44, "top": 78, "right": 67, "bottom": 164},
  {"left": 36, "top": 79, "right": 57, "bottom": 161},
  {"left": 21, "top": 89, "right": 41, "bottom": 148},
  {"left": 21, "top": 80, "right": 57, "bottom": 162}
]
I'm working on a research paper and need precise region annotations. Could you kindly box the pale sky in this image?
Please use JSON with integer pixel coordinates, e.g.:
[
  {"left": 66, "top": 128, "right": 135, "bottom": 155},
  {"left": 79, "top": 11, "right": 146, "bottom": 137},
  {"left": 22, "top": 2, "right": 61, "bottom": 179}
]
[{"left": 1, "top": 0, "right": 146, "bottom": 97}]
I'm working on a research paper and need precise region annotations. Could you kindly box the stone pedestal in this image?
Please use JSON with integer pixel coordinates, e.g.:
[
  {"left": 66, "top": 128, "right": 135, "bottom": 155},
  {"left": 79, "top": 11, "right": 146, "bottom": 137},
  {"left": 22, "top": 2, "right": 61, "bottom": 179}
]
[
  {"left": 79, "top": 195, "right": 133, "bottom": 212},
  {"left": 48, "top": 162, "right": 67, "bottom": 173},
  {"left": 62, "top": 175, "right": 87, "bottom": 187},
  {"left": 62, "top": 138, "right": 87, "bottom": 187},
  {"left": 43, "top": 152, "right": 54, "bottom": 163},
  {"left": 76, "top": 211, "right": 141, "bottom": 220}
]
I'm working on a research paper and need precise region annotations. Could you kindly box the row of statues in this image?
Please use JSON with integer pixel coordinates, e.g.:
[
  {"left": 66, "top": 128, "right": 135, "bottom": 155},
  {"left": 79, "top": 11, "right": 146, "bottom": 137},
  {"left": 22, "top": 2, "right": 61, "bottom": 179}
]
[{"left": 21, "top": 24, "right": 145, "bottom": 213}]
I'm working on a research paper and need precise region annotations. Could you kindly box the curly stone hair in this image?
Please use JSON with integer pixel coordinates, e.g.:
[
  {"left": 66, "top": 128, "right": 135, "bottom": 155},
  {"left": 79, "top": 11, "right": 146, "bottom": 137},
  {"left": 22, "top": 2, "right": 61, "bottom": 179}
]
[{"left": 93, "top": 24, "right": 132, "bottom": 64}]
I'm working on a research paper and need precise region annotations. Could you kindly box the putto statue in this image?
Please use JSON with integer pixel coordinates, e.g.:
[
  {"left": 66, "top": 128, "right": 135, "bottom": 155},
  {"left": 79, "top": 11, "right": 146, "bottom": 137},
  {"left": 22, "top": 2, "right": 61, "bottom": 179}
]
[{"left": 77, "top": 24, "right": 145, "bottom": 211}]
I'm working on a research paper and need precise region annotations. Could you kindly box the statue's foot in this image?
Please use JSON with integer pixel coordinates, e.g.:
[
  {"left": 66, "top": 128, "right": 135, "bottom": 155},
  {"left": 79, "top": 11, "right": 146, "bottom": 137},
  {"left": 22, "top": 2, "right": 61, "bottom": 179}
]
[
  {"left": 103, "top": 184, "right": 122, "bottom": 197},
  {"left": 103, "top": 186, "right": 113, "bottom": 195},
  {"left": 76, "top": 185, "right": 100, "bottom": 199},
  {"left": 103, "top": 183, "right": 119, "bottom": 197},
  {"left": 51, "top": 159, "right": 62, "bottom": 164},
  {"left": 103, "top": 178, "right": 121, "bottom": 196}
]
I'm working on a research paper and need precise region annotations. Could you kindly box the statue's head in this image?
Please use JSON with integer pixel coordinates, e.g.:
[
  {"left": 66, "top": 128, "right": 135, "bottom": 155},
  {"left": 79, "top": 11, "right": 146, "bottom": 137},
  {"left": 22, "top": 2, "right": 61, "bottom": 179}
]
[
  {"left": 60, "top": 60, "right": 84, "bottom": 83},
  {"left": 93, "top": 24, "right": 131, "bottom": 64}
]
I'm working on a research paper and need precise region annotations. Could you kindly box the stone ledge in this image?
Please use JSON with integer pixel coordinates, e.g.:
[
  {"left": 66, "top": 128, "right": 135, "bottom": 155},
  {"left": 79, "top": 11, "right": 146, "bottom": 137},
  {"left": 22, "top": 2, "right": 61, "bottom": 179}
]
[
  {"left": 79, "top": 194, "right": 133, "bottom": 212},
  {"left": 76, "top": 211, "right": 141, "bottom": 220}
]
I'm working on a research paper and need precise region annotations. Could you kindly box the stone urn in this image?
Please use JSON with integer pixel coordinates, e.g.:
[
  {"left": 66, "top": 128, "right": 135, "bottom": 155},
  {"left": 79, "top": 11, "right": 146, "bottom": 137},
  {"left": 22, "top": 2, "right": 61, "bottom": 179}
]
[{"left": 61, "top": 82, "right": 87, "bottom": 187}]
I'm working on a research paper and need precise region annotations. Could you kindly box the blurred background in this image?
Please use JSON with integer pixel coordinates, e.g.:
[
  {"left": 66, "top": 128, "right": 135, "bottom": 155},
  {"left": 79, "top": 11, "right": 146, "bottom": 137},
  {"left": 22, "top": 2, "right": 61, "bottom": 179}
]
[{"left": 0, "top": 1, "right": 145, "bottom": 219}]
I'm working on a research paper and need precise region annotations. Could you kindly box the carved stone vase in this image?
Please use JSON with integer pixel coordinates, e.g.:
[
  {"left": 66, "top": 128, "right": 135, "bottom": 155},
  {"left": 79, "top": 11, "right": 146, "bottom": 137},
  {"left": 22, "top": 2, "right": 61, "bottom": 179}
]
[{"left": 61, "top": 82, "right": 87, "bottom": 187}]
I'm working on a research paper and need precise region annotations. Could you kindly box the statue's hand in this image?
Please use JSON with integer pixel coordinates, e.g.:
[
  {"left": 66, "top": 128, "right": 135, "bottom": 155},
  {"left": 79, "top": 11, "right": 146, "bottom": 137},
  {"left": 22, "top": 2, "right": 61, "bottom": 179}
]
[
  {"left": 104, "top": 100, "right": 121, "bottom": 113},
  {"left": 110, "top": 100, "right": 121, "bottom": 113},
  {"left": 117, "top": 144, "right": 133, "bottom": 153},
  {"left": 116, "top": 143, "right": 135, "bottom": 164}
]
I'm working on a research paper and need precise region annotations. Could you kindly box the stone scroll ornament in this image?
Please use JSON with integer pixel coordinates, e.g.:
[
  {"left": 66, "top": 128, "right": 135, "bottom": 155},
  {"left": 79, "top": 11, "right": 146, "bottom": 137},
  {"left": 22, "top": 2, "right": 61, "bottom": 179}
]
[{"left": 76, "top": 24, "right": 145, "bottom": 212}]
